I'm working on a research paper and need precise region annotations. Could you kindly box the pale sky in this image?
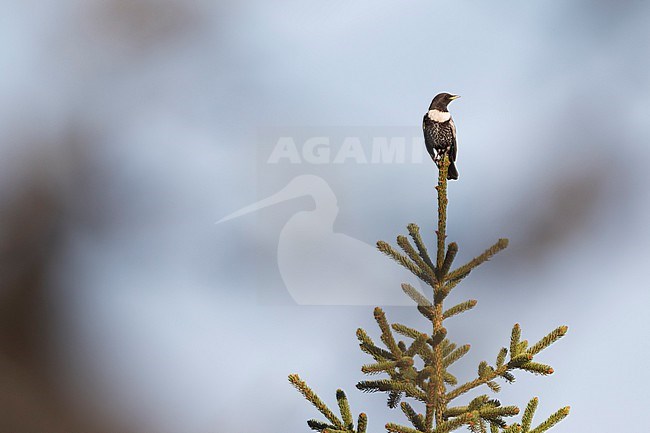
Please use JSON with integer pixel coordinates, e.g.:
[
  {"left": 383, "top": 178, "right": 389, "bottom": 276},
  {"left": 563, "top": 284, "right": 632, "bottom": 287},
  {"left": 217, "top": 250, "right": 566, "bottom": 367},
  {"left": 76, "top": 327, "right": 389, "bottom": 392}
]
[{"left": 1, "top": 1, "right": 649, "bottom": 432}]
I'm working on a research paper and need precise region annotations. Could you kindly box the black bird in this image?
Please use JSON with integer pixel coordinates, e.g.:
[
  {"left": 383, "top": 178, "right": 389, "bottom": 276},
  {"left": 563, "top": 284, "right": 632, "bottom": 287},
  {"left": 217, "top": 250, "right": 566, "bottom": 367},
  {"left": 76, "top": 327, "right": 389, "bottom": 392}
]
[{"left": 423, "top": 92, "right": 460, "bottom": 180}]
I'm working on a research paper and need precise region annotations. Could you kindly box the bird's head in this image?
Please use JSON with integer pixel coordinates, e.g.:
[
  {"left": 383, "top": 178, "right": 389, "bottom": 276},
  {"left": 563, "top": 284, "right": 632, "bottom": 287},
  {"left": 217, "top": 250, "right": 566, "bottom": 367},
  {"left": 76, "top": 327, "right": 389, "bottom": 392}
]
[{"left": 429, "top": 93, "right": 460, "bottom": 111}]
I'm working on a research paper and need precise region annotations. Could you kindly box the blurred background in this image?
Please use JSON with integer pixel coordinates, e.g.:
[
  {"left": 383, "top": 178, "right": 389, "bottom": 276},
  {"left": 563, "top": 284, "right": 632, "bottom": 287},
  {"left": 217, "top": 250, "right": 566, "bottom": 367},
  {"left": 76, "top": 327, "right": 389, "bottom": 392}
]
[{"left": 1, "top": 1, "right": 649, "bottom": 432}]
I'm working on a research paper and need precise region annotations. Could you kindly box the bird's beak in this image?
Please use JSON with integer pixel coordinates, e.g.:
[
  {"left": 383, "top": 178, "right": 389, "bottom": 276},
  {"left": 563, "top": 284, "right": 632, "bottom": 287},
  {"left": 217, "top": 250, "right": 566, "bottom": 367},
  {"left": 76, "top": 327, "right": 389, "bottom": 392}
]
[{"left": 450, "top": 95, "right": 460, "bottom": 100}]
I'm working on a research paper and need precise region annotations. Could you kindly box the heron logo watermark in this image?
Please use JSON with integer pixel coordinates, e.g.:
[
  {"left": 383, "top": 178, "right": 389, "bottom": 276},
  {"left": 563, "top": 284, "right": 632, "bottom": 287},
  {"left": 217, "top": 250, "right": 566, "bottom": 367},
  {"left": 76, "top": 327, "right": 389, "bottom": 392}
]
[{"left": 218, "top": 127, "right": 430, "bottom": 306}]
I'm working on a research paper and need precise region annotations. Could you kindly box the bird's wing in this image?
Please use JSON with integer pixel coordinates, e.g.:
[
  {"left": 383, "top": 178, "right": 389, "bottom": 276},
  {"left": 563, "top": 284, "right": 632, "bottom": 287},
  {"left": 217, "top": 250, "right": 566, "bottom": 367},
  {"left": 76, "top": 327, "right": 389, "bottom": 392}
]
[
  {"left": 449, "top": 117, "right": 458, "bottom": 161},
  {"left": 422, "top": 114, "right": 437, "bottom": 157}
]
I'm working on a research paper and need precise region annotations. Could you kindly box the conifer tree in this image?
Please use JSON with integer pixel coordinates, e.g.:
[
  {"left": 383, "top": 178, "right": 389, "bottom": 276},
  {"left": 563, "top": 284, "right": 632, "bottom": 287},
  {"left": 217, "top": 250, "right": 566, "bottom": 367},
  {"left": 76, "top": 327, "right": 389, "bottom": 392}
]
[{"left": 289, "top": 157, "right": 570, "bottom": 433}]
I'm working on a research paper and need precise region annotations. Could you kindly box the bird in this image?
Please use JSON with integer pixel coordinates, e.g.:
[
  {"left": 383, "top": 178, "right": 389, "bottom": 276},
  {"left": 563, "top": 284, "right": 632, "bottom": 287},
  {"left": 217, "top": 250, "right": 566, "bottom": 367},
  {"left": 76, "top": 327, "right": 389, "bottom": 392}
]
[{"left": 423, "top": 92, "right": 460, "bottom": 180}]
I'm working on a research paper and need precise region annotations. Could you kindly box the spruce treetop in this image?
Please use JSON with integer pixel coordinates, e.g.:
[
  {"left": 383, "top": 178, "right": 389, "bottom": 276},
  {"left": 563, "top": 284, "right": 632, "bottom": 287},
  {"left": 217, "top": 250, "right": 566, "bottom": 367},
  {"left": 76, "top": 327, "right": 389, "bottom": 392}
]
[{"left": 289, "top": 157, "right": 569, "bottom": 433}]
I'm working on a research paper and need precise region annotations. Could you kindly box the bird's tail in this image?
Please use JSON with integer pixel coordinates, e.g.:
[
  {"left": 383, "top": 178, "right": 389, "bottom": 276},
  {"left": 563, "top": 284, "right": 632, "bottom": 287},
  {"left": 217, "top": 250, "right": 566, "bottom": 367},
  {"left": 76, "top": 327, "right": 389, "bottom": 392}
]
[{"left": 447, "top": 161, "right": 459, "bottom": 180}]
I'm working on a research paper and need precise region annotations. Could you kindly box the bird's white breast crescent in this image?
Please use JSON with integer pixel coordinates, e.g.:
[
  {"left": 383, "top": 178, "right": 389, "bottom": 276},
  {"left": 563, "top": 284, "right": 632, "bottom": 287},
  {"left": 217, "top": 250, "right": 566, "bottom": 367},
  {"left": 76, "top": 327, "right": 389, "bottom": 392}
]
[{"left": 427, "top": 109, "right": 451, "bottom": 122}]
